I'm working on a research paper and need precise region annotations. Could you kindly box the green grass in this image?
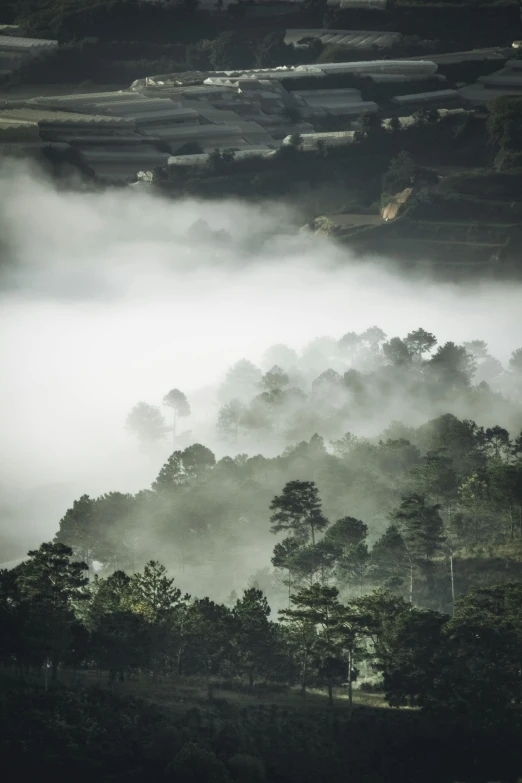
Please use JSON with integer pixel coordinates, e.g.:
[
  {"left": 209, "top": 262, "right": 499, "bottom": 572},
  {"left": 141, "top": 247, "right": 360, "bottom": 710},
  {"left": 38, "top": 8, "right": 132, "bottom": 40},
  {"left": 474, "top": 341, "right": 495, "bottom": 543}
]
[{"left": 7, "top": 667, "right": 395, "bottom": 715}]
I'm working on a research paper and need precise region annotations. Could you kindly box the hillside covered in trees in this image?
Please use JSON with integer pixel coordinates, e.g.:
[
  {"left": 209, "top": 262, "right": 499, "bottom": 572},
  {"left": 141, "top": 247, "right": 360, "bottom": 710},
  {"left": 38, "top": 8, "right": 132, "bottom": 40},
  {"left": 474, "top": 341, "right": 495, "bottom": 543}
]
[
  {"left": 2, "top": 2, "right": 522, "bottom": 779},
  {"left": 2, "top": 320, "right": 522, "bottom": 781}
]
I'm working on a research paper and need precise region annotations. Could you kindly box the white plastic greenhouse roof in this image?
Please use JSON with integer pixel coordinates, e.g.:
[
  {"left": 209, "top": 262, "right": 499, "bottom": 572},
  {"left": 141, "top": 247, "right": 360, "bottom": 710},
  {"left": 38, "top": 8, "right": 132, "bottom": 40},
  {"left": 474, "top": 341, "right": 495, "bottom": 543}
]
[
  {"left": 167, "top": 147, "right": 276, "bottom": 166},
  {"left": 0, "top": 35, "right": 58, "bottom": 50},
  {"left": 283, "top": 131, "right": 356, "bottom": 146},
  {"left": 296, "top": 60, "right": 437, "bottom": 75},
  {"left": 205, "top": 60, "right": 437, "bottom": 83},
  {"left": 391, "top": 89, "right": 461, "bottom": 105},
  {"left": 88, "top": 98, "right": 180, "bottom": 113},
  {"left": 168, "top": 153, "right": 210, "bottom": 166},
  {"left": 79, "top": 146, "right": 170, "bottom": 164},
  {"left": 408, "top": 48, "right": 511, "bottom": 65},
  {"left": 327, "top": 0, "right": 389, "bottom": 8},
  {"left": 367, "top": 73, "right": 445, "bottom": 84},
  {"left": 505, "top": 59, "right": 522, "bottom": 70},
  {"left": 459, "top": 83, "right": 522, "bottom": 102},
  {"left": 26, "top": 91, "right": 139, "bottom": 108},
  {"left": 295, "top": 88, "right": 362, "bottom": 99},
  {"left": 0, "top": 120, "right": 40, "bottom": 142},
  {"left": 285, "top": 29, "right": 402, "bottom": 49},
  {"left": 479, "top": 70, "right": 522, "bottom": 87},
  {"left": 0, "top": 108, "right": 134, "bottom": 125},
  {"left": 295, "top": 90, "right": 365, "bottom": 108}
]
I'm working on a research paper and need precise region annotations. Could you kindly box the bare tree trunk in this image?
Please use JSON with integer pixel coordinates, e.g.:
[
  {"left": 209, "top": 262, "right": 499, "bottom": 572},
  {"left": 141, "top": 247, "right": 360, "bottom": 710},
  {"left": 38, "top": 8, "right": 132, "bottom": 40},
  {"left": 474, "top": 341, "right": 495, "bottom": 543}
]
[
  {"left": 409, "top": 560, "right": 414, "bottom": 605},
  {"left": 449, "top": 549, "right": 455, "bottom": 615},
  {"left": 348, "top": 649, "right": 353, "bottom": 716},
  {"left": 327, "top": 680, "right": 333, "bottom": 706},
  {"left": 178, "top": 617, "right": 184, "bottom": 676},
  {"left": 301, "top": 648, "right": 308, "bottom": 699}
]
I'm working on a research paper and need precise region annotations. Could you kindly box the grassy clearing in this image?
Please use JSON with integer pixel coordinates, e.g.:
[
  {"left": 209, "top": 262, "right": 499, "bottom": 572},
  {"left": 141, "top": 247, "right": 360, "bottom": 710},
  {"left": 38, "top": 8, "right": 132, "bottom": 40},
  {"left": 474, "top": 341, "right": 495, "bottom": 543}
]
[
  {"left": 119, "top": 680, "right": 396, "bottom": 714},
  {"left": 3, "top": 667, "right": 396, "bottom": 714}
]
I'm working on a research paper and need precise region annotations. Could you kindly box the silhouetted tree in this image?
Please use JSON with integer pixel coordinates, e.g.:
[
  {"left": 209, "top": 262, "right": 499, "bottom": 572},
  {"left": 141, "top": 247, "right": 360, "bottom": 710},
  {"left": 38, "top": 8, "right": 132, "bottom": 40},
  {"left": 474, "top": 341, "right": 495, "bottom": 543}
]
[
  {"left": 163, "top": 388, "right": 191, "bottom": 447},
  {"left": 126, "top": 402, "right": 167, "bottom": 446},
  {"left": 270, "top": 481, "right": 329, "bottom": 546}
]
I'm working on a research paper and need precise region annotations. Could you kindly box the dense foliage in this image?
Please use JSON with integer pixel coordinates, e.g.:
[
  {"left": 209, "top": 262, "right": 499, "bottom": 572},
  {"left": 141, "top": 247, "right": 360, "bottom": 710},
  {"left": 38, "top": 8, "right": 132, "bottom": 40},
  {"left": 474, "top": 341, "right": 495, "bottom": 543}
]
[{"left": 3, "top": 319, "right": 522, "bottom": 714}]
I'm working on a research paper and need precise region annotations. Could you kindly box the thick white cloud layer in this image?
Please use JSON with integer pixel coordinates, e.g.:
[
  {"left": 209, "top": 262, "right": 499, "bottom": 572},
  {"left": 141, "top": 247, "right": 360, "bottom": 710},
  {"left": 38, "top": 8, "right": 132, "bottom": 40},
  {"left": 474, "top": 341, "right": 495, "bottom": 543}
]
[{"left": 0, "top": 161, "right": 521, "bottom": 555}]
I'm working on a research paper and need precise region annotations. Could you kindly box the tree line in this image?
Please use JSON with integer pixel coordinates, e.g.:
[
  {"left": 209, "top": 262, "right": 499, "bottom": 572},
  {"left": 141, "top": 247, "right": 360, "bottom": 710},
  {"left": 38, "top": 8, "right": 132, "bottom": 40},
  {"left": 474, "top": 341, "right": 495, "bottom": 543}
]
[
  {"left": 59, "top": 404, "right": 522, "bottom": 613},
  {"left": 4, "top": 404, "right": 522, "bottom": 714},
  {"left": 127, "top": 326, "right": 522, "bottom": 451},
  {"left": 1, "top": 538, "right": 521, "bottom": 722}
]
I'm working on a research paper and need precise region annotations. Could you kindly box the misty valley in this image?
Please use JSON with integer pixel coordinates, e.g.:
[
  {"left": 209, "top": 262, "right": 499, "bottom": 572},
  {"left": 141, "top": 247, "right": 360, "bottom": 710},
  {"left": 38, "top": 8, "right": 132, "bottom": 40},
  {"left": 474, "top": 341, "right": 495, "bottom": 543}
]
[
  {"left": 2, "top": 0, "right": 522, "bottom": 778},
  {"left": 2, "top": 306, "right": 522, "bottom": 783}
]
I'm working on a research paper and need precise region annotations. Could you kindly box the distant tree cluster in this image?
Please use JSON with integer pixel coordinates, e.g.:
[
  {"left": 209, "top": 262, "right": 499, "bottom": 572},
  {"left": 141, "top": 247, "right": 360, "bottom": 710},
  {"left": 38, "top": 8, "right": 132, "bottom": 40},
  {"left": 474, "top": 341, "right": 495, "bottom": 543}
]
[
  {"left": 213, "top": 327, "right": 522, "bottom": 447},
  {"left": 125, "top": 387, "right": 190, "bottom": 450}
]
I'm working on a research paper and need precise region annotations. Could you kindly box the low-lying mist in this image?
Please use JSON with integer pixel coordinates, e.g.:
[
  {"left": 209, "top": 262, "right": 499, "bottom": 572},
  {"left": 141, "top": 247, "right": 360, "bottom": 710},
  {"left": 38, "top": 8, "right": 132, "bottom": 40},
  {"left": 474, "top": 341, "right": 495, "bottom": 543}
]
[{"left": 1, "top": 160, "right": 521, "bottom": 570}]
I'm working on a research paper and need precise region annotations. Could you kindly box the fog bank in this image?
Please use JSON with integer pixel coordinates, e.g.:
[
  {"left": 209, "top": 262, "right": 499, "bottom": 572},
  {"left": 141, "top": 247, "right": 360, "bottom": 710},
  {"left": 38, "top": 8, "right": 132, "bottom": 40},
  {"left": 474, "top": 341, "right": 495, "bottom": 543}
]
[{"left": 1, "top": 161, "right": 521, "bottom": 557}]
